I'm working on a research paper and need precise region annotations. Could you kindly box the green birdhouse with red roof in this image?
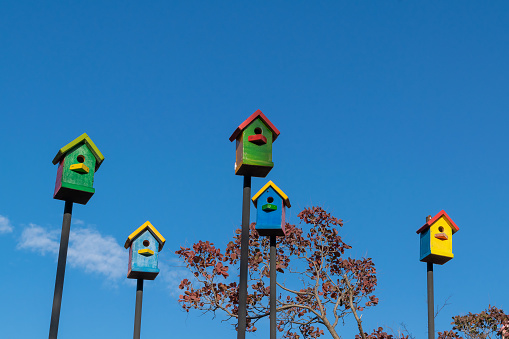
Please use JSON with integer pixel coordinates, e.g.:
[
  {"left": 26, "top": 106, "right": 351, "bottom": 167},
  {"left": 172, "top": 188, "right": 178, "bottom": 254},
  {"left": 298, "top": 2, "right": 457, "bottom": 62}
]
[
  {"left": 52, "top": 133, "right": 104, "bottom": 205},
  {"left": 229, "top": 109, "right": 280, "bottom": 177}
]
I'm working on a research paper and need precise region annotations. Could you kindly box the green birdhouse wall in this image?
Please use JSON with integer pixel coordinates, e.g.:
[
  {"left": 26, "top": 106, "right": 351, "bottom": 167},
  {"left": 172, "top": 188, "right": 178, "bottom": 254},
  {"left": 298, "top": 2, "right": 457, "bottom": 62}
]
[
  {"left": 53, "top": 133, "right": 104, "bottom": 205},
  {"left": 229, "top": 110, "right": 280, "bottom": 177}
]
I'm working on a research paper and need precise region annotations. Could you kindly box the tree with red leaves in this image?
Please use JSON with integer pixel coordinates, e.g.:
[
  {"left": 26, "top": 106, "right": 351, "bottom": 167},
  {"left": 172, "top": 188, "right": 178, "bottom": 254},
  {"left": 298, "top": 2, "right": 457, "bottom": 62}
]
[
  {"left": 437, "top": 306, "right": 509, "bottom": 339},
  {"left": 176, "top": 206, "right": 386, "bottom": 339}
]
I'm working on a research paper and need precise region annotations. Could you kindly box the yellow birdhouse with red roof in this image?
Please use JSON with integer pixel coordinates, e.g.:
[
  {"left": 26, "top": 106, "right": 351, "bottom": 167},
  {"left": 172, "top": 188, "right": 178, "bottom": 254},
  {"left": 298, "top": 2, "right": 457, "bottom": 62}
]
[{"left": 416, "top": 210, "right": 459, "bottom": 265}]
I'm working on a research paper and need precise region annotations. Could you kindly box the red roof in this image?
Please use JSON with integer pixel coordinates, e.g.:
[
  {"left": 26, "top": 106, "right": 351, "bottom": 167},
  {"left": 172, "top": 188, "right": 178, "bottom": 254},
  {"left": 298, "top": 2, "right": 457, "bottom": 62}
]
[
  {"left": 229, "top": 109, "right": 280, "bottom": 142},
  {"left": 416, "top": 210, "right": 459, "bottom": 234}
]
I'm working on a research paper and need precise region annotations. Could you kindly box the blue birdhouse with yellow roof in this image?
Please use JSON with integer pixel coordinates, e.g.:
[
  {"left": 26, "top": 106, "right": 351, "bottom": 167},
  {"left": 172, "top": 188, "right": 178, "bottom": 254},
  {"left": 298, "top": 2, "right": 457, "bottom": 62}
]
[
  {"left": 125, "top": 221, "right": 165, "bottom": 280},
  {"left": 52, "top": 133, "right": 105, "bottom": 205},
  {"left": 416, "top": 210, "right": 459, "bottom": 265},
  {"left": 252, "top": 181, "right": 290, "bottom": 236}
]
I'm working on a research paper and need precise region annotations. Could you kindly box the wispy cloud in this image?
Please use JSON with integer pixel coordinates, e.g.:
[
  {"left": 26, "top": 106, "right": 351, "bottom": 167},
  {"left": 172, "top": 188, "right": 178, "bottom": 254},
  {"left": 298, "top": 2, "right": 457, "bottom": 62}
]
[
  {"left": 159, "top": 257, "right": 195, "bottom": 297},
  {"left": 72, "top": 219, "right": 85, "bottom": 225},
  {"left": 0, "top": 215, "right": 13, "bottom": 234},
  {"left": 18, "top": 223, "right": 59, "bottom": 254},
  {"left": 68, "top": 228, "right": 126, "bottom": 280},
  {"left": 18, "top": 223, "right": 127, "bottom": 281}
]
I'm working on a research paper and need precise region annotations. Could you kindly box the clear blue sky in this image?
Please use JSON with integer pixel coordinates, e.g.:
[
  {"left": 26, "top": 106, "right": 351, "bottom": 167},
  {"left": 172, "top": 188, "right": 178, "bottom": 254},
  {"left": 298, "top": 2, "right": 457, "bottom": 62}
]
[{"left": 1, "top": 1, "right": 508, "bottom": 338}]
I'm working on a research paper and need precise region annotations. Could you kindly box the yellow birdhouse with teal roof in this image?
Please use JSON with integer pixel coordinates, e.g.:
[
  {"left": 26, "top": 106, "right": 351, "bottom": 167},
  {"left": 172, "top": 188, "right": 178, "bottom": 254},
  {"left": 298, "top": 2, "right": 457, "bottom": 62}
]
[
  {"left": 125, "top": 221, "right": 166, "bottom": 280},
  {"left": 416, "top": 210, "right": 459, "bottom": 265},
  {"left": 52, "top": 133, "right": 104, "bottom": 205}
]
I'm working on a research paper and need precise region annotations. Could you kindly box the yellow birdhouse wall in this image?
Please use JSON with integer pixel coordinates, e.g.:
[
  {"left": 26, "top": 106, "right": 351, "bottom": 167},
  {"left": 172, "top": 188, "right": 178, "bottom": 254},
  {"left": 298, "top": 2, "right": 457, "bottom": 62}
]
[{"left": 429, "top": 216, "right": 453, "bottom": 259}]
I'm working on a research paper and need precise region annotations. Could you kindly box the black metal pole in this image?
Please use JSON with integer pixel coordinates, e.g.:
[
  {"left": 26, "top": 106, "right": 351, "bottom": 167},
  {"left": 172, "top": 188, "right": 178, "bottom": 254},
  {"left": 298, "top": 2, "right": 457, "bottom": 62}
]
[
  {"left": 133, "top": 279, "right": 144, "bottom": 339},
  {"left": 427, "top": 262, "right": 434, "bottom": 339},
  {"left": 237, "top": 175, "right": 251, "bottom": 339},
  {"left": 49, "top": 200, "right": 73, "bottom": 339},
  {"left": 270, "top": 235, "right": 277, "bottom": 339}
]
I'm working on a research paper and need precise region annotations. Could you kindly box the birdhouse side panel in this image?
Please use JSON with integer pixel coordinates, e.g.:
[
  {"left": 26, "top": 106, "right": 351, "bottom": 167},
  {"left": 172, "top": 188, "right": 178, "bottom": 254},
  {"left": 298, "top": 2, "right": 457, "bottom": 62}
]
[
  {"left": 130, "top": 232, "right": 160, "bottom": 275},
  {"left": 429, "top": 217, "right": 453, "bottom": 258},
  {"left": 242, "top": 119, "right": 273, "bottom": 166},
  {"left": 54, "top": 159, "right": 65, "bottom": 197},
  {"left": 61, "top": 144, "right": 96, "bottom": 189},
  {"left": 419, "top": 229, "right": 431, "bottom": 261}
]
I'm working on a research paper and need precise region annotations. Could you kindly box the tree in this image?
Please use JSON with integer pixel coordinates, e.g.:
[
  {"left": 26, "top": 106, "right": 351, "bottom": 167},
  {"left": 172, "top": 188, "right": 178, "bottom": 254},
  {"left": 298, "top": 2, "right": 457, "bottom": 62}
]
[
  {"left": 176, "top": 206, "right": 385, "bottom": 339},
  {"left": 437, "top": 306, "right": 509, "bottom": 339}
]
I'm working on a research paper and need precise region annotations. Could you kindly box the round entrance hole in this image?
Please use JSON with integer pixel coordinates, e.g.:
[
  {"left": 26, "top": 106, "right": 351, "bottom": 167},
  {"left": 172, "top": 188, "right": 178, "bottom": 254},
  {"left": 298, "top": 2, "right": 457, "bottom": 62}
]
[
  {"left": 77, "top": 155, "right": 85, "bottom": 163},
  {"left": 438, "top": 226, "right": 444, "bottom": 232},
  {"left": 254, "top": 127, "right": 262, "bottom": 134},
  {"left": 143, "top": 240, "right": 150, "bottom": 247},
  {"left": 267, "top": 197, "right": 274, "bottom": 203}
]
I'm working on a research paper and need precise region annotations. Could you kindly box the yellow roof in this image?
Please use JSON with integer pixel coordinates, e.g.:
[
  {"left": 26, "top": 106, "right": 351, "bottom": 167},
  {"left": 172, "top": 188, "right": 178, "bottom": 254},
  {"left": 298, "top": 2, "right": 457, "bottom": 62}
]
[
  {"left": 124, "top": 221, "right": 166, "bottom": 251},
  {"left": 251, "top": 181, "right": 291, "bottom": 208}
]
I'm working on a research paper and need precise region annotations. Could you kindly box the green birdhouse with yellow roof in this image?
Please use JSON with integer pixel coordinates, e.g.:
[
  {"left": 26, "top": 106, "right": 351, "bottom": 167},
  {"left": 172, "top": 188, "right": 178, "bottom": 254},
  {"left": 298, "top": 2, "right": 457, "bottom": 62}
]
[
  {"left": 416, "top": 210, "right": 459, "bottom": 265},
  {"left": 229, "top": 109, "right": 280, "bottom": 177},
  {"left": 52, "top": 133, "right": 104, "bottom": 205}
]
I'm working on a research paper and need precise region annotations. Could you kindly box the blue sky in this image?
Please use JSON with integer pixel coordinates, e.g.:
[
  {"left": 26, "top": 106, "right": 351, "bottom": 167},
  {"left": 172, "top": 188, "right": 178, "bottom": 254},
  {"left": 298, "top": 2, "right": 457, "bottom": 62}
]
[{"left": 1, "top": 1, "right": 508, "bottom": 338}]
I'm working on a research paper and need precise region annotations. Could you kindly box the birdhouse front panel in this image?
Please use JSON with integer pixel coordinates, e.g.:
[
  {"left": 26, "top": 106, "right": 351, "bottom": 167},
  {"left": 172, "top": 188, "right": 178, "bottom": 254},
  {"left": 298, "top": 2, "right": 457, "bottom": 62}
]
[
  {"left": 128, "top": 231, "right": 160, "bottom": 280},
  {"left": 417, "top": 210, "right": 459, "bottom": 265}
]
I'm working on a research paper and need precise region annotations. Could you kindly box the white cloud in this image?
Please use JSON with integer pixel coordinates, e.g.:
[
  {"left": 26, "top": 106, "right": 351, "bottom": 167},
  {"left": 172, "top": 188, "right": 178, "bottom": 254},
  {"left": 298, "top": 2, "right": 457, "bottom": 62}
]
[
  {"left": 68, "top": 228, "right": 126, "bottom": 281},
  {"left": 18, "top": 223, "right": 127, "bottom": 281},
  {"left": 72, "top": 219, "right": 85, "bottom": 225},
  {"left": 17, "top": 223, "right": 59, "bottom": 254},
  {"left": 0, "top": 215, "right": 13, "bottom": 234}
]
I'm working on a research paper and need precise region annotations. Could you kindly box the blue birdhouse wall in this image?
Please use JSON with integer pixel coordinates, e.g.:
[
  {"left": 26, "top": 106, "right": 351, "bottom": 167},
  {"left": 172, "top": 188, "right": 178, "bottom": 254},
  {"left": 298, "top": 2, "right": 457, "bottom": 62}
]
[{"left": 255, "top": 186, "right": 286, "bottom": 236}]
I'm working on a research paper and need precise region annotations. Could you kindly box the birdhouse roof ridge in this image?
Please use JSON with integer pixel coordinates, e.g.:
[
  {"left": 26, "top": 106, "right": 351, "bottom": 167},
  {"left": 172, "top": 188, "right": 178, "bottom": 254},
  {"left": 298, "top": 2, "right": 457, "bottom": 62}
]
[
  {"left": 125, "top": 221, "right": 166, "bottom": 251},
  {"left": 229, "top": 109, "right": 281, "bottom": 142},
  {"left": 252, "top": 180, "right": 291, "bottom": 208},
  {"left": 52, "top": 133, "right": 105, "bottom": 171},
  {"left": 416, "top": 210, "right": 459, "bottom": 234}
]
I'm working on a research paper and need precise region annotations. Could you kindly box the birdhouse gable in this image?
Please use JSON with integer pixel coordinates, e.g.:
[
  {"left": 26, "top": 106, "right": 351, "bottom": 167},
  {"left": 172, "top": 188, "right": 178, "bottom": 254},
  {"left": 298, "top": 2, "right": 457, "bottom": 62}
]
[
  {"left": 125, "top": 221, "right": 166, "bottom": 252},
  {"left": 416, "top": 210, "right": 459, "bottom": 235},
  {"left": 252, "top": 181, "right": 291, "bottom": 208},
  {"left": 229, "top": 109, "right": 280, "bottom": 143},
  {"left": 52, "top": 133, "right": 105, "bottom": 171}
]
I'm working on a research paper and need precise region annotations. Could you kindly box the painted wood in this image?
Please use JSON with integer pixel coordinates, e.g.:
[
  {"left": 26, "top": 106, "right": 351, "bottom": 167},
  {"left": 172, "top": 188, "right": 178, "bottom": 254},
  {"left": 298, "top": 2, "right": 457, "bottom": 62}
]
[
  {"left": 126, "top": 221, "right": 165, "bottom": 280},
  {"left": 53, "top": 134, "right": 104, "bottom": 205},
  {"left": 248, "top": 134, "right": 267, "bottom": 145},
  {"left": 125, "top": 221, "right": 166, "bottom": 251},
  {"left": 417, "top": 210, "right": 459, "bottom": 265},
  {"left": 230, "top": 110, "right": 280, "bottom": 177},
  {"left": 229, "top": 109, "right": 280, "bottom": 142},
  {"left": 252, "top": 181, "right": 290, "bottom": 208},
  {"left": 252, "top": 181, "right": 290, "bottom": 237},
  {"left": 52, "top": 133, "right": 105, "bottom": 171}
]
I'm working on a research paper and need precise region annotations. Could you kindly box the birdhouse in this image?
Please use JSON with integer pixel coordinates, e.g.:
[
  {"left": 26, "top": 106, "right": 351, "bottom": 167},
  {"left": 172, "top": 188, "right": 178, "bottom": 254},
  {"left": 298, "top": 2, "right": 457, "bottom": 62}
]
[
  {"left": 416, "top": 210, "right": 459, "bottom": 265},
  {"left": 125, "top": 221, "right": 166, "bottom": 280},
  {"left": 52, "top": 133, "right": 105, "bottom": 205},
  {"left": 229, "top": 110, "right": 280, "bottom": 177},
  {"left": 252, "top": 181, "right": 290, "bottom": 236}
]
